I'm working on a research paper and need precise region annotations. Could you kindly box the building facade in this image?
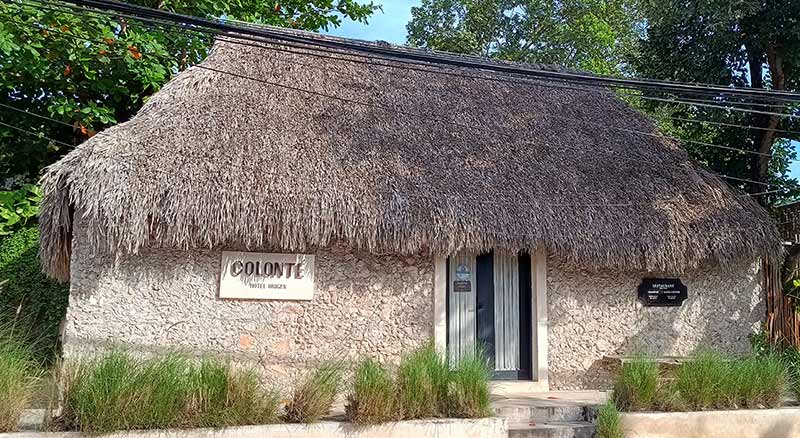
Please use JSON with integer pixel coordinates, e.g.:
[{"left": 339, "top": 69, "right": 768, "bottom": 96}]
[
  {"left": 64, "top": 221, "right": 764, "bottom": 390},
  {"left": 43, "top": 30, "right": 777, "bottom": 392}
]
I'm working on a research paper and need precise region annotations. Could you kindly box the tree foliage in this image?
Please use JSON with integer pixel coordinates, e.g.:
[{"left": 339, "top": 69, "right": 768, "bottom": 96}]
[
  {"left": 0, "top": 185, "right": 40, "bottom": 236},
  {"left": 631, "top": 0, "right": 800, "bottom": 204},
  {"left": 406, "top": 0, "right": 639, "bottom": 75},
  {"left": 0, "top": 227, "right": 69, "bottom": 362},
  {"left": 0, "top": 0, "right": 377, "bottom": 184}
]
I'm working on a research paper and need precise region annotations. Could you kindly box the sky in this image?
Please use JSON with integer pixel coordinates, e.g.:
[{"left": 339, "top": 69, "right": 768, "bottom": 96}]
[
  {"left": 326, "top": 2, "right": 800, "bottom": 181},
  {"left": 325, "top": 0, "right": 418, "bottom": 45}
]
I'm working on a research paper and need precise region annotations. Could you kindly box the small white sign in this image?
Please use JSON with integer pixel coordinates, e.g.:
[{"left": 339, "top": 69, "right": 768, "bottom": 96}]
[{"left": 219, "top": 251, "right": 315, "bottom": 300}]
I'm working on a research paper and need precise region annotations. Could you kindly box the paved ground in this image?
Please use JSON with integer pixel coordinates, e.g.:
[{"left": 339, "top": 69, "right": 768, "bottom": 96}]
[{"left": 491, "top": 391, "right": 608, "bottom": 410}]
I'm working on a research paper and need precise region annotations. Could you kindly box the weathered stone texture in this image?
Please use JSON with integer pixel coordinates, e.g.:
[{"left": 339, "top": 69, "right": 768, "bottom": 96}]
[
  {"left": 64, "top": 225, "right": 434, "bottom": 389},
  {"left": 547, "top": 258, "right": 764, "bottom": 390}
]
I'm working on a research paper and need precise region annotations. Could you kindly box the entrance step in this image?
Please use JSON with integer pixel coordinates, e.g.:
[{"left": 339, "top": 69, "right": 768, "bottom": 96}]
[
  {"left": 493, "top": 405, "right": 586, "bottom": 423},
  {"left": 507, "top": 421, "right": 595, "bottom": 438}
]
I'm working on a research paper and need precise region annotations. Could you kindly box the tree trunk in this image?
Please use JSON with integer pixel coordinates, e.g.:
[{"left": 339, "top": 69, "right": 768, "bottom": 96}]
[{"left": 747, "top": 45, "right": 786, "bottom": 205}]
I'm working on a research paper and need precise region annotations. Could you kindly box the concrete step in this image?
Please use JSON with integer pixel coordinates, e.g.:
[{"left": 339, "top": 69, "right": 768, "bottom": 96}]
[
  {"left": 508, "top": 421, "right": 595, "bottom": 438},
  {"left": 493, "top": 404, "right": 587, "bottom": 423}
]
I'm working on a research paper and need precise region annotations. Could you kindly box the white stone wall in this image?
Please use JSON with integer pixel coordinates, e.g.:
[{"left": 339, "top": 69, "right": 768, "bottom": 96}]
[
  {"left": 547, "top": 258, "right": 764, "bottom": 389},
  {"left": 64, "top": 220, "right": 764, "bottom": 391},
  {"left": 64, "top": 226, "right": 434, "bottom": 389}
]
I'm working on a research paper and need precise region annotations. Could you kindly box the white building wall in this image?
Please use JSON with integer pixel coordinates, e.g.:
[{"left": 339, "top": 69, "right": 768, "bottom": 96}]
[
  {"left": 64, "top": 224, "right": 435, "bottom": 389},
  {"left": 547, "top": 258, "right": 764, "bottom": 389},
  {"left": 63, "top": 221, "right": 764, "bottom": 391}
]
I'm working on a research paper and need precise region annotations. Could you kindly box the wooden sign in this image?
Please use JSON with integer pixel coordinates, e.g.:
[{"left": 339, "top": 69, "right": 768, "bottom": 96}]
[
  {"left": 638, "top": 278, "right": 687, "bottom": 307},
  {"left": 219, "top": 251, "right": 315, "bottom": 300}
]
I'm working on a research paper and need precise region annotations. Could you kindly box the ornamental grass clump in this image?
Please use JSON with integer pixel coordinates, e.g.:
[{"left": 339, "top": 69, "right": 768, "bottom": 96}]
[
  {"left": 672, "top": 351, "right": 787, "bottom": 411},
  {"left": 611, "top": 354, "right": 659, "bottom": 411},
  {"left": 595, "top": 400, "right": 624, "bottom": 438},
  {"left": 187, "top": 358, "right": 280, "bottom": 428},
  {"left": 726, "top": 354, "right": 787, "bottom": 409},
  {"left": 0, "top": 328, "right": 41, "bottom": 432},
  {"left": 783, "top": 347, "right": 800, "bottom": 399},
  {"left": 56, "top": 351, "right": 280, "bottom": 433},
  {"left": 283, "top": 362, "right": 343, "bottom": 423},
  {"left": 396, "top": 343, "right": 449, "bottom": 419},
  {"left": 345, "top": 358, "right": 397, "bottom": 425},
  {"left": 445, "top": 352, "right": 492, "bottom": 418},
  {"left": 674, "top": 351, "right": 730, "bottom": 411}
]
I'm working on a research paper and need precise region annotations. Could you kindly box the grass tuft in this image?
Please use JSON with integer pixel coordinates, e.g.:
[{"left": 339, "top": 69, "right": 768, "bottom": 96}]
[
  {"left": 611, "top": 354, "right": 659, "bottom": 411},
  {"left": 283, "top": 362, "right": 343, "bottom": 423},
  {"left": 396, "top": 343, "right": 448, "bottom": 419},
  {"left": 674, "top": 351, "right": 730, "bottom": 410},
  {"left": 595, "top": 400, "right": 624, "bottom": 438},
  {"left": 728, "top": 354, "right": 787, "bottom": 409},
  {"left": 56, "top": 351, "right": 279, "bottom": 433},
  {"left": 0, "top": 326, "right": 40, "bottom": 432},
  {"left": 445, "top": 352, "right": 491, "bottom": 418},
  {"left": 188, "top": 357, "right": 281, "bottom": 428},
  {"left": 345, "top": 358, "right": 397, "bottom": 425}
]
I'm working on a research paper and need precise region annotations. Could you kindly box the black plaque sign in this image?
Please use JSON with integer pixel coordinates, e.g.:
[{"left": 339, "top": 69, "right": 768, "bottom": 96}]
[
  {"left": 453, "top": 280, "right": 472, "bottom": 293},
  {"left": 637, "top": 278, "right": 687, "bottom": 307}
]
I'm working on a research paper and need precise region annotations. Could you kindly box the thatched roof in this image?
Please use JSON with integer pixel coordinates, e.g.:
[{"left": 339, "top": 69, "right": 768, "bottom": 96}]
[{"left": 40, "top": 30, "right": 780, "bottom": 281}]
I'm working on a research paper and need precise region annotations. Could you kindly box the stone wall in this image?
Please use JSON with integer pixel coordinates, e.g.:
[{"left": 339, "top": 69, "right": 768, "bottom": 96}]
[
  {"left": 547, "top": 258, "right": 764, "bottom": 389},
  {"left": 63, "top": 225, "right": 435, "bottom": 390}
]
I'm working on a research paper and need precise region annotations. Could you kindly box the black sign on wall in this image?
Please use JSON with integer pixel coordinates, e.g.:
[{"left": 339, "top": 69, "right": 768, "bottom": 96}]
[{"left": 638, "top": 278, "right": 688, "bottom": 307}]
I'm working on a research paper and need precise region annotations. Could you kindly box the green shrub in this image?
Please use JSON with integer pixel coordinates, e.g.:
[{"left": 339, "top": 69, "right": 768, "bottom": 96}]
[
  {"left": 596, "top": 400, "right": 624, "bottom": 438},
  {"left": 188, "top": 358, "right": 280, "bottom": 427},
  {"left": 672, "top": 351, "right": 787, "bottom": 411},
  {"left": 56, "top": 351, "right": 279, "bottom": 433},
  {"left": 650, "top": 381, "right": 685, "bottom": 412},
  {"left": 611, "top": 354, "right": 659, "bottom": 411},
  {"left": 675, "top": 351, "right": 731, "bottom": 410},
  {"left": 396, "top": 343, "right": 448, "bottom": 419},
  {"left": 783, "top": 347, "right": 800, "bottom": 399},
  {"left": 0, "top": 227, "right": 69, "bottom": 363},
  {"left": 730, "top": 354, "right": 787, "bottom": 409},
  {"left": 345, "top": 358, "right": 397, "bottom": 425},
  {"left": 0, "top": 327, "right": 41, "bottom": 432},
  {"left": 446, "top": 352, "right": 491, "bottom": 418},
  {"left": 283, "top": 362, "right": 343, "bottom": 423}
]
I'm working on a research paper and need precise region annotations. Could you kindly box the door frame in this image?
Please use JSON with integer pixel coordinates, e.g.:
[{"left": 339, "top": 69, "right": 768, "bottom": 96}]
[{"left": 433, "top": 247, "right": 549, "bottom": 392}]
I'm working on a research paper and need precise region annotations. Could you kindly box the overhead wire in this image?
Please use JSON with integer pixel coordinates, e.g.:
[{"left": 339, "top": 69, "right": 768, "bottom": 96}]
[
  {"left": 4, "top": 8, "right": 796, "bottom": 163},
  {"left": 4, "top": 0, "right": 800, "bottom": 197},
  {"left": 20, "top": 0, "right": 800, "bottom": 113},
  {"left": 50, "top": 0, "right": 800, "bottom": 104}
]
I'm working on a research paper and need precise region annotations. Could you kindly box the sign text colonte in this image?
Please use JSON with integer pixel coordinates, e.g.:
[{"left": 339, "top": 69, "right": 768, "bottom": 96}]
[{"left": 218, "top": 251, "right": 315, "bottom": 300}]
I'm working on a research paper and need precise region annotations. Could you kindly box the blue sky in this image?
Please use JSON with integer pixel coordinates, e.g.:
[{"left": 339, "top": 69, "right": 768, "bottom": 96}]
[
  {"left": 326, "top": 2, "right": 800, "bottom": 180},
  {"left": 325, "top": 0, "right": 418, "bottom": 44}
]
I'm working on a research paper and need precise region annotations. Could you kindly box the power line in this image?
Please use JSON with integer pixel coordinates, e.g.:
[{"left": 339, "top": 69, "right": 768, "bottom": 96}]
[
  {"left": 0, "top": 120, "right": 75, "bottom": 149},
  {"left": 34, "top": 0, "right": 800, "bottom": 104},
  {"left": 22, "top": 0, "right": 800, "bottom": 121},
  {"left": 3, "top": 74, "right": 799, "bottom": 197},
  {"left": 3, "top": 20, "right": 798, "bottom": 197},
  {"left": 4, "top": 12, "right": 795, "bottom": 164},
  {"left": 6, "top": 3, "right": 800, "bottom": 197}
]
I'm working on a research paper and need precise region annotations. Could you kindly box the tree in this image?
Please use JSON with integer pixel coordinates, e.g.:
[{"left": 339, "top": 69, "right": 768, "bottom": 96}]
[
  {"left": 0, "top": 0, "right": 377, "bottom": 184},
  {"left": 406, "top": 0, "right": 638, "bottom": 75},
  {"left": 632, "top": 0, "right": 800, "bottom": 205}
]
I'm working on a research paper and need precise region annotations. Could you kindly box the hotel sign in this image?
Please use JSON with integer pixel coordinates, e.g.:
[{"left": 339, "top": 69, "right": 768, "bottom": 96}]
[
  {"left": 637, "top": 278, "right": 687, "bottom": 307},
  {"left": 219, "top": 251, "right": 315, "bottom": 300}
]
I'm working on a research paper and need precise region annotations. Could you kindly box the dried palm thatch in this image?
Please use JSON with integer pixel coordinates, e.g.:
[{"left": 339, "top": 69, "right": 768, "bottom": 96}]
[{"left": 39, "top": 31, "right": 779, "bottom": 281}]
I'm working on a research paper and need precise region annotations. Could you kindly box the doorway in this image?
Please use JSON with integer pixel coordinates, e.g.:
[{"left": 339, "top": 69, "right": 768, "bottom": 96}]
[{"left": 446, "top": 251, "right": 533, "bottom": 380}]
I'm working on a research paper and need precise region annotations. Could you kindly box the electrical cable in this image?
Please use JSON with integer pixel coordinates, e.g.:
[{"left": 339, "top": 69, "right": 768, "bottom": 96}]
[
  {"left": 4, "top": 12, "right": 794, "bottom": 163},
  {"left": 28, "top": 0, "right": 800, "bottom": 104}
]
